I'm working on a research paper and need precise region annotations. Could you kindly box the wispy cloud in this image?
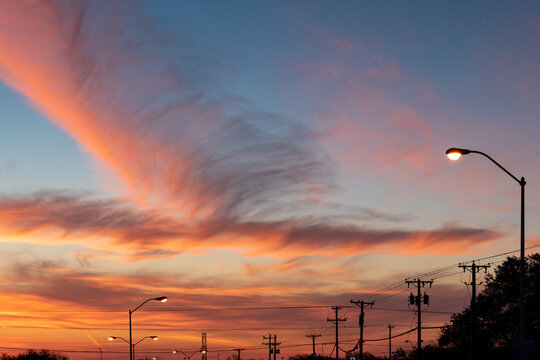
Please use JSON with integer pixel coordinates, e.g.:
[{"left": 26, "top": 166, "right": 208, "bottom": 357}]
[
  {"left": 0, "top": 0, "right": 334, "bottom": 223},
  {"left": 0, "top": 2, "right": 502, "bottom": 259},
  {"left": 0, "top": 190, "right": 501, "bottom": 257}
]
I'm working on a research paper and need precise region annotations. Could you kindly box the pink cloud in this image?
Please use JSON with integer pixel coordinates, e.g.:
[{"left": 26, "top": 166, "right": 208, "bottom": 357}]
[
  {"left": 303, "top": 62, "right": 440, "bottom": 179},
  {"left": 362, "top": 58, "right": 403, "bottom": 82},
  {"left": 0, "top": 1, "right": 334, "bottom": 225},
  {"left": 0, "top": 191, "right": 501, "bottom": 257}
]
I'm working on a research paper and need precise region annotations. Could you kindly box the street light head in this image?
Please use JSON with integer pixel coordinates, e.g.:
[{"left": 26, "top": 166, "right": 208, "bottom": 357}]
[
  {"left": 155, "top": 296, "right": 168, "bottom": 302},
  {"left": 446, "top": 147, "right": 471, "bottom": 161},
  {"left": 151, "top": 336, "right": 158, "bottom": 340},
  {"left": 108, "top": 336, "right": 115, "bottom": 341},
  {"left": 172, "top": 351, "right": 177, "bottom": 354}
]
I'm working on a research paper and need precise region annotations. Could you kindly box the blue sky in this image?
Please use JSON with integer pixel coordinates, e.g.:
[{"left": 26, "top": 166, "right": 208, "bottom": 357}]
[{"left": 0, "top": 1, "right": 539, "bottom": 358}]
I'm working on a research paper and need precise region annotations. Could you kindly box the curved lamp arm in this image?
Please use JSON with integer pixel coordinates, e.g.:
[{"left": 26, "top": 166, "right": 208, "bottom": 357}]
[
  {"left": 446, "top": 148, "right": 524, "bottom": 185},
  {"left": 132, "top": 296, "right": 168, "bottom": 313},
  {"left": 134, "top": 336, "right": 158, "bottom": 346}
]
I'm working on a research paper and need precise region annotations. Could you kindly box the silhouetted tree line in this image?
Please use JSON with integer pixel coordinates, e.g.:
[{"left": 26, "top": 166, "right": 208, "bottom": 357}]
[
  {"left": 1, "top": 350, "right": 67, "bottom": 360},
  {"left": 290, "top": 254, "right": 540, "bottom": 360}
]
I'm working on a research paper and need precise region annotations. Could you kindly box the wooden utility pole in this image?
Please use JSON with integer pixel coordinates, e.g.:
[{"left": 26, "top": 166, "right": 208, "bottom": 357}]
[
  {"left": 263, "top": 334, "right": 272, "bottom": 360},
  {"left": 306, "top": 334, "right": 321, "bottom": 356},
  {"left": 388, "top": 324, "right": 394, "bottom": 360},
  {"left": 406, "top": 278, "right": 433, "bottom": 357},
  {"left": 350, "top": 300, "right": 374, "bottom": 360},
  {"left": 232, "top": 348, "right": 244, "bottom": 360},
  {"left": 459, "top": 261, "right": 490, "bottom": 360},
  {"left": 327, "top": 306, "right": 346, "bottom": 360},
  {"left": 272, "top": 334, "right": 281, "bottom": 360}
]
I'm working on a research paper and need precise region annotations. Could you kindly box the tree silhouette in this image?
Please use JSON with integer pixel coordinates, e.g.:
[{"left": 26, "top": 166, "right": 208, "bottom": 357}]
[
  {"left": 1, "top": 350, "right": 67, "bottom": 360},
  {"left": 439, "top": 254, "right": 540, "bottom": 359}
]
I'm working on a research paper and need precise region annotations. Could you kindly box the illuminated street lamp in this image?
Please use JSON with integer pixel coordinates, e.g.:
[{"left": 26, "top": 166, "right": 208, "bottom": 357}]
[
  {"left": 110, "top": 335, "right": 158, "bottom": 360},
  {"left": 446, "top": 148, "right": 526, "bottom": 341},
  {"left": 172, "top": 350, "right": 201, "bottom": 360},
  {"left": 129, "top": 297, "right": 167, "bottom": 360}
]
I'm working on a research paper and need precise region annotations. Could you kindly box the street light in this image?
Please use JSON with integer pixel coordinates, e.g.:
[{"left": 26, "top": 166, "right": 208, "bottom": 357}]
[
  {"left": 445, "top": 147, "right": 526, "bottom": 341},
  {"left": 129, "top": 297, "right": 167, "bottom": 360},
  {"left": 110, "top": 335, "right": 158, "bottom": 360},
  {"left": 133, "top": 336, "right": 158, "bottom": 360},
  {"left": 172, "top": 350, "right": 201, "bottom": 360}
]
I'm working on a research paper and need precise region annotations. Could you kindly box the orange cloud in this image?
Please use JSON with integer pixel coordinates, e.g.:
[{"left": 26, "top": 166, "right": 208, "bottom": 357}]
[
  {"left": 0, "top": 191, "right": 502, "bottom": 257},
  {"left": 0, "top": 1, "right": 334, "bottom": 225}
]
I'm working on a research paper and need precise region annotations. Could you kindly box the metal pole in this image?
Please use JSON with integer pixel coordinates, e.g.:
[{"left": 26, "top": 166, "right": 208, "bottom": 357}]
[
  {"left": 129, "top": 310, "right": 133, "bottom": 360},
  {"left": 520, "top": 178, "right": 526, "bottom": 339},
  {"left": 447, "top": 149, "right": 527, "bottom": 340},
  {"left": 471, "top": 262, "right": 476, "bottom": 360}
]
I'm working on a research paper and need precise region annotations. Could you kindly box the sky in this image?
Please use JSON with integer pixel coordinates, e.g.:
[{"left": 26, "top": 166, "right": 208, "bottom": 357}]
[{"left": 0, "top": 0, "right": 539, "bottom": 359}]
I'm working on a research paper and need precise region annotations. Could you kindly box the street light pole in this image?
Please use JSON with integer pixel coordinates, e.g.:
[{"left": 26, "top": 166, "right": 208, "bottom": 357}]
[
  {"left": 110, "top": 335, "right": 158, "bottom": 360},
  {"left": 173, "top": 350, "right": 201, "bottom": 360},
  {"left": 446, "top": 147, "right": 526, "bottom": 339},
  {"left": 129, "top": 297, "right": 168, "bottom": 360}
]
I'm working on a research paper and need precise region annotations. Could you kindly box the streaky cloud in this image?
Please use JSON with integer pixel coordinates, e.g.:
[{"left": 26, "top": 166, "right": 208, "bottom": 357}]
[
  {"left": 0, "top": 0, "right": 334, "bottom": 223},
  {"left": 0, "top": 190, "right": 502, "bottom": 256}
]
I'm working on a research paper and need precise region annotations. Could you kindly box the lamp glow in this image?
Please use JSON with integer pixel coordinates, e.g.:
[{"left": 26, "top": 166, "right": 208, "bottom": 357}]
[{"left": 445, "top": 147, "right": 471, "bottom": 161}]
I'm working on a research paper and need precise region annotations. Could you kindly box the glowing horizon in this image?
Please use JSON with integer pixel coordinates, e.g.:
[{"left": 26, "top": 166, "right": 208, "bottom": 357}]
[{"left": 0, "top": 1, "right": 539, "bottom": 359}]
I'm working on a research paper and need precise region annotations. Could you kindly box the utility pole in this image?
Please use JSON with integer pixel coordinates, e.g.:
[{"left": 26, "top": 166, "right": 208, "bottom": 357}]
[
  {"left": 388, "top": 324, "right": 394, "bottom": 360},
  {"left": 232, "top": 348, "right": 244, "bottom": 360},
  {"left": 327, "top": 306, "right": 346, "bottom": 360},
  {"left": 406, "top": 278, "right": 433, "bottom": 357},
  {"left": 306, "top": 334, "right": 321, "bottom": 356},
  {"left": 459, "top": 261, "right": 490, "bottom": 360},
  {"left": 273, "top": 334, "right": 281, "bottom": 360},
  {"left": 350, "top": 300, "right": 374, "bottom": 360},
  {"left": 263, "top": 334, "right": 272, "bottom": 360}
]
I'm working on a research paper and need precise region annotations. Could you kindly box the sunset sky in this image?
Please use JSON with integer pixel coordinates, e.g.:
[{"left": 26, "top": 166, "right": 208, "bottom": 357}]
[{"left": 0, "top": 1, "right": 540, "bottom": 359}]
